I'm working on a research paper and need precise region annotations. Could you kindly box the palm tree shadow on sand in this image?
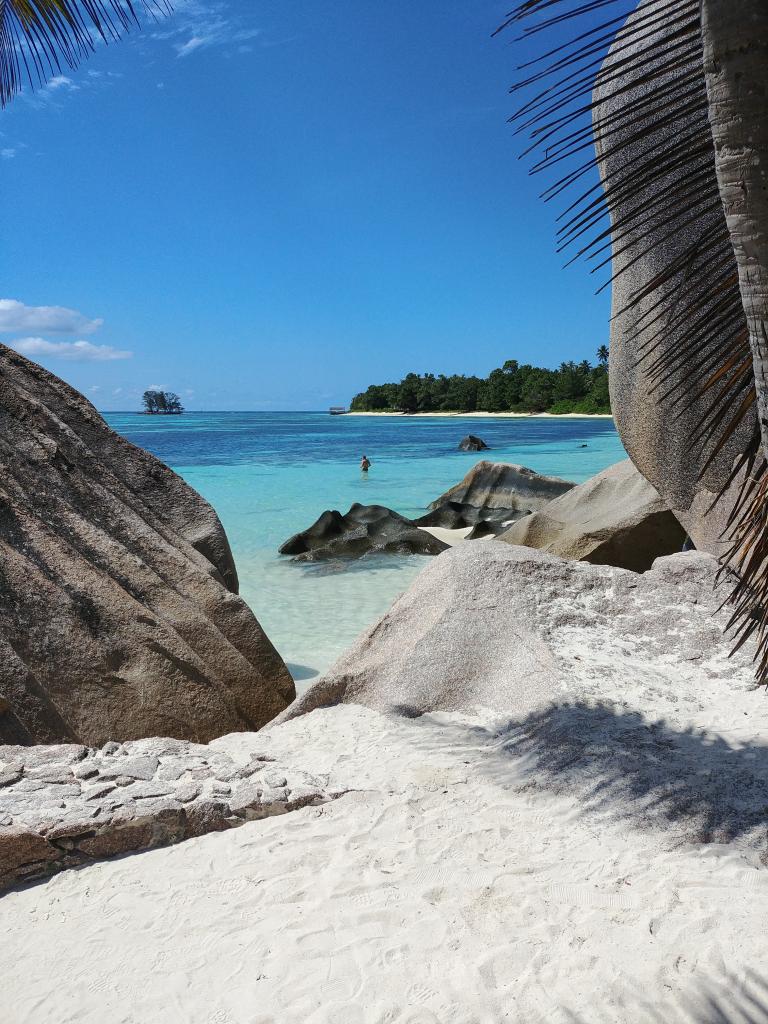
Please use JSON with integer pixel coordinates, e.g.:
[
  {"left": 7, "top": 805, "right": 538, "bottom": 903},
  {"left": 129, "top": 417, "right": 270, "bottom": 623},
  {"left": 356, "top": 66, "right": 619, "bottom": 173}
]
[
  {"left": 436, "top": 700, "right": 768, "bottom": 848},
  {"left": 560, "top": 968, "right": 768, "bottom": 1024},
  {"left": 398, "top": 701, "right": 768, "bottom": 1022}
]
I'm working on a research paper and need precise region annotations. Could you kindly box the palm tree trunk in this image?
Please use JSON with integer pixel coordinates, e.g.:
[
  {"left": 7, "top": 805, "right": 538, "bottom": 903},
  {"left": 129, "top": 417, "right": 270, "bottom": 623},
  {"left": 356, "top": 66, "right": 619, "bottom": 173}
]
[{"left": 701, "top": 0, "right": 768, "bottom": 456}]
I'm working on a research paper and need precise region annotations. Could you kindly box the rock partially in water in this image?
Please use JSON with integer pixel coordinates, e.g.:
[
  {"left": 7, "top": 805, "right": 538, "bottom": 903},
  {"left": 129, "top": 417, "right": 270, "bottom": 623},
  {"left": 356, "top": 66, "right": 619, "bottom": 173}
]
[
  {"left": 458, "top": 435, "right": 489, "bottom": 452},
  {"left": 0, "top": 344, "right": 294, "bottom": 746},
  {"left": 281, "top": 463, "right": 574, "bottom": 562},
  {"left": 413, "top": 501, "right": 524, "bottom": 533},
  {"left": 498, "top": 460, "right": 686, "bottom": 572},
  {"left": 429, "top": 461, "right": 574, "bottom": 515},
  {"left": 279, "top": 503, "right": 449, "bottom": 561}
]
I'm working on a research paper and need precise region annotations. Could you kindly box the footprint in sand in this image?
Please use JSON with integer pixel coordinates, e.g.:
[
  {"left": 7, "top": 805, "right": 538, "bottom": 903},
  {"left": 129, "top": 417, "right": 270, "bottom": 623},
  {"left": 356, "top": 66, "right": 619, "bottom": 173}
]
[
  {"left": 410, "top": 865, "right": 498, "bottom": 890},
  {"left": 294, "top": 927, "right": 337, "bottom": 956},
  {"left": 408, "top": 982, "right": 441, "bottom": 1005},
  {"left": 371, "top": 1006, "right": 402, "bottom": 1024},
  {"left": 343, "top": 885, "right": 406, "bottom": 909},
  {"left": 479, "top": 944, "right": 534, "bottom": 991},
  {"left": 547, "top": 883, "right": 638, "bottom": 910},
  {"left": 377, "top": 945, "right": 410, "bottom": 969}
]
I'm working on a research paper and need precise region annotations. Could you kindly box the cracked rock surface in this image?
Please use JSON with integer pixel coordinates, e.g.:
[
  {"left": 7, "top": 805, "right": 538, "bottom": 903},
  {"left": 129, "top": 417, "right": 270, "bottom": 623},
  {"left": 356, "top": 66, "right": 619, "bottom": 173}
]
[{"left": 0, "top": 736, "right": 329, "bottom": 892}]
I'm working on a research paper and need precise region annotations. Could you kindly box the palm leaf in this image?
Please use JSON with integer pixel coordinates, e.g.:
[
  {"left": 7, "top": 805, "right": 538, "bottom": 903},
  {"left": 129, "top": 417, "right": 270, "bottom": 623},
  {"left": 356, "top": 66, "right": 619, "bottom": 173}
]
[
  {"left": 0, "top": 0, "right": 171, "bottom": 106},
  {"left": 500, "top": 0, "right": 768, "bottom": 682}
]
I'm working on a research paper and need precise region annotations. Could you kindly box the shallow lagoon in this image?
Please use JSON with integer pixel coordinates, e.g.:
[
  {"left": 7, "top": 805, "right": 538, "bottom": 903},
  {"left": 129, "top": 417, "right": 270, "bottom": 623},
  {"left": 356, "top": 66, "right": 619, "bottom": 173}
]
[{"left": 106, "top": 412, "right": 626, "bottom": 684}]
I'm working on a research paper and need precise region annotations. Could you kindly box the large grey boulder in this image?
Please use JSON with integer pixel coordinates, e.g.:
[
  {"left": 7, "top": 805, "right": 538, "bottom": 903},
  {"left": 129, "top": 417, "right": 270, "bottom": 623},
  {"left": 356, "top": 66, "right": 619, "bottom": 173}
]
[
  {"left": 498, "top": 459, "right": 686, "bottom": 572},
  {"left": 595, "top": 0, "right": 754, "bottom": 556},
  {"left": 279, "top": 543, "right": 747, "bottom": 722},
  {"left": 428, "top": 461, "right": 574, "bottom": 515},
  {"left": 0, "top": 345, "right": 294, "bottom": 746}
]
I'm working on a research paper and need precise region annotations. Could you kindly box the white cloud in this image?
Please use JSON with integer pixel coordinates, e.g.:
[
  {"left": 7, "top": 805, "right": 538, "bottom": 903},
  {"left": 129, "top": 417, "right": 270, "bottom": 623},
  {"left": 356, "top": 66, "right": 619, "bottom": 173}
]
[
  {"left": 47, "top": 75, "right": 78, "bottom": 92},
  {"left": 10, "top": 338, "right": 132, "bottom": 362},
  {"left": 1, "top": 148, "right": 16, "bottom": 159},
  {"left": 0, "top": 299, "right": 102, "bottom": 335}
]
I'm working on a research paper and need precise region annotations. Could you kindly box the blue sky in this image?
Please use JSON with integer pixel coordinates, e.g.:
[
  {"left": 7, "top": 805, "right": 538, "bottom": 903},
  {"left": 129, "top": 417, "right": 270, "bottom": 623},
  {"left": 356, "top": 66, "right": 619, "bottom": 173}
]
[{"left": 0, "top": 0, "right": 611, "bottom": 411}]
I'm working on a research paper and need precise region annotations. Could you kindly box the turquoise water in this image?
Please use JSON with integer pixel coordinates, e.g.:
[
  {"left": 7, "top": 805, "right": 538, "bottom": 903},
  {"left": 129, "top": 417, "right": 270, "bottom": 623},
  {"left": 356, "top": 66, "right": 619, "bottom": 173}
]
[{"left": 105, "top": 412, "right": 626, "bottom": 683}]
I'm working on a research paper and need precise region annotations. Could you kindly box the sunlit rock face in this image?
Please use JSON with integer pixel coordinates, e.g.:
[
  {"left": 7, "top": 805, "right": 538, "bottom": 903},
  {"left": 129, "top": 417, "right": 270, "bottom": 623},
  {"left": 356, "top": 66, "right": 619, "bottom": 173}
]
[
  {"left": 498, "top": 460, "right": 686, "bottom": 572},
  {"left": 595, "top": 0, "right": 755, "bottom": 555},
  {"left": 278, "top": 544, "right": 747, "bottom": 722},
  {"left": 0, "top": 344, "right": 294, "bottom": 746}
]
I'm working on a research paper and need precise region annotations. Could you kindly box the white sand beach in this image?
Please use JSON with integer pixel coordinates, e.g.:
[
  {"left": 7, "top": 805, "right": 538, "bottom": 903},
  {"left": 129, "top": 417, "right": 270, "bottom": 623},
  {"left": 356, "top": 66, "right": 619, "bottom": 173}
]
[
  {"left": 346, "top": 411, "right": 614, "bottom": 418},
  {"left": 417, "top": 524, "right": 474, "bottom": 545},
  {"left": 4, "top": 633, "right": 768, "bottom": 1024}
]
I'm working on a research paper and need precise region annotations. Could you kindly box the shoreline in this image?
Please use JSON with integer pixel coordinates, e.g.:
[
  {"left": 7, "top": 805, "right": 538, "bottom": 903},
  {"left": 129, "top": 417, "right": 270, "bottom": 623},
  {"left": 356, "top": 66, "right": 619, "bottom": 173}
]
[{"left": 345, "top": 410, "right": 614, "bottom": 419}]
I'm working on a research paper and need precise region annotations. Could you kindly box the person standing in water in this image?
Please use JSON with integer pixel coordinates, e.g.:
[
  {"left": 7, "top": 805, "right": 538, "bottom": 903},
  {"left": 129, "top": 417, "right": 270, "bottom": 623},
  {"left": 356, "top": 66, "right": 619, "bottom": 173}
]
[{"left": 360, "top": 454, "right": 371, "bottom": 473}]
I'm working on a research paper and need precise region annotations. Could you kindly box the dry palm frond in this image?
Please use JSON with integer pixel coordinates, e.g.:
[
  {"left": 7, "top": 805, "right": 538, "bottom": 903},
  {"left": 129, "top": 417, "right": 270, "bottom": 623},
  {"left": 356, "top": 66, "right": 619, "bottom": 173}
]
[
  {"left": 500, "top": 0, "right": 768, "bottom": 681},
  {"left": 0, "top": 0, "right": 171, "bottom": 106}
]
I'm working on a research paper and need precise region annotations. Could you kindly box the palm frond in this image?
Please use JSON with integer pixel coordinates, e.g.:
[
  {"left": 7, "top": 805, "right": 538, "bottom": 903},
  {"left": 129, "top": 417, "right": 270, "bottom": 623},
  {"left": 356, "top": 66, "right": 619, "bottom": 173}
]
[
  {"left": 500, "top": 0, "right": 768, "bottom": 682},
  {"left": 0, "top": 0, "right": 171, "bottom": 106}
]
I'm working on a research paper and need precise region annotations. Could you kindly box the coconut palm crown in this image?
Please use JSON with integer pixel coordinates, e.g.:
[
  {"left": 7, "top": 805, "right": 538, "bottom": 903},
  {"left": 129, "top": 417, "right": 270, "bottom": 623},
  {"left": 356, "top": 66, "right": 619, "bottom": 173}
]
[{"left": 0, "top": 0, "right": 170, "bottom": 107}]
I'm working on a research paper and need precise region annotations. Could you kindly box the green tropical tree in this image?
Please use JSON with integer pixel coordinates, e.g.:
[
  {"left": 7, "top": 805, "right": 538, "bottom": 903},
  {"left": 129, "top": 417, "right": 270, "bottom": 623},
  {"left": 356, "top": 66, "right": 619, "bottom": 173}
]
[
  {"left": 597, "top": 346, "right": 609, "bottom": 367},
  {"left": 0, "top": 0, "right": 170, "bottom": 107},
  {"left": 142, "top": 389, "right": 183, "bottom": 415}
]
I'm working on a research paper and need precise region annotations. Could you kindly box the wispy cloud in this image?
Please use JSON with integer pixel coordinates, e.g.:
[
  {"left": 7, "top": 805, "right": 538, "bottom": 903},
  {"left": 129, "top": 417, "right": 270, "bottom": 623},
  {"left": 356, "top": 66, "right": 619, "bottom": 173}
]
[
  {"left": 0, "top": 299, "right": 103, "bottom": 335},
  {"left": 150, "top": 0, "right": 260, "bottom": 58},
  {"left": 176, "top": 35, "right": 210, "bottom": 57},
  {"left": 10, "top": 338, "right": 132, "bottom": 362},
  {"left": 1, "top": 138, "right": 27, "bottom": 160},
  {"left": 24, "top": 68, "right": 122, "bottom": 109}
]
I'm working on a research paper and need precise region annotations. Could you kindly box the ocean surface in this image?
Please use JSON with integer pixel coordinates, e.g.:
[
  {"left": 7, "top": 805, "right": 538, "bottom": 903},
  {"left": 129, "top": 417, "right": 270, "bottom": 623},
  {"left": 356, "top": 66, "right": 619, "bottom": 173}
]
[{"left": 104, "top": 412, "right": 626, "bottom": 685}]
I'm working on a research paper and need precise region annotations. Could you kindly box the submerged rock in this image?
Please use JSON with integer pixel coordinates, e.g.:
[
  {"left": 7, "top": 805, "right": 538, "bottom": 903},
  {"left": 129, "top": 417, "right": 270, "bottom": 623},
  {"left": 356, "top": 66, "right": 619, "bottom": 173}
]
[
  {"left": 458, "top": 435, "right": 489, "bottom": 452},
  {"left": 498, "top": 460, "right": 686, "bottom": 572},
  {"left": 0, "top": 344, "right": 294, "bottom": 746},
  {"left": 279, "top": 503, "right": 449, "bottom": 561},
  {"left": 278, "top": 544, "right": 742, "bottom": 721}
]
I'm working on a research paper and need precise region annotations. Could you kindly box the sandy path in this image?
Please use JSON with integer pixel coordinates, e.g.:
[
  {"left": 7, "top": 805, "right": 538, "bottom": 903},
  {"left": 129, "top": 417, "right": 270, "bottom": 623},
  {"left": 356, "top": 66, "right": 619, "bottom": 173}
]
[
  {"left": 417, "top": 525, "right": 473, "bottom": 546},
  {"left": 3, "top": 698, "right": 768, "bottom": 1024}
]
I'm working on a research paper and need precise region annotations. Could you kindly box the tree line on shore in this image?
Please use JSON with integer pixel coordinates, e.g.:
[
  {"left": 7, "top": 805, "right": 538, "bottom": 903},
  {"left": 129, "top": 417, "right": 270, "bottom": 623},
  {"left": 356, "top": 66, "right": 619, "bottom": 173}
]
[{"left": 350, "top": 348, "right": 610, "bottom": 414}]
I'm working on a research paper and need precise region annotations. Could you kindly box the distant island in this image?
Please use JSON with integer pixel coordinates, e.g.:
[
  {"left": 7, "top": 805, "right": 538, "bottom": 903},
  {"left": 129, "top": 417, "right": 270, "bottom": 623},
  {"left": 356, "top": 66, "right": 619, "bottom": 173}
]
[
  {"left": 350, "top": 351, "right": 610, "bottom": 415},
  {"left": 141, "top": 390, "right": 185, "bottom": 415}
]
